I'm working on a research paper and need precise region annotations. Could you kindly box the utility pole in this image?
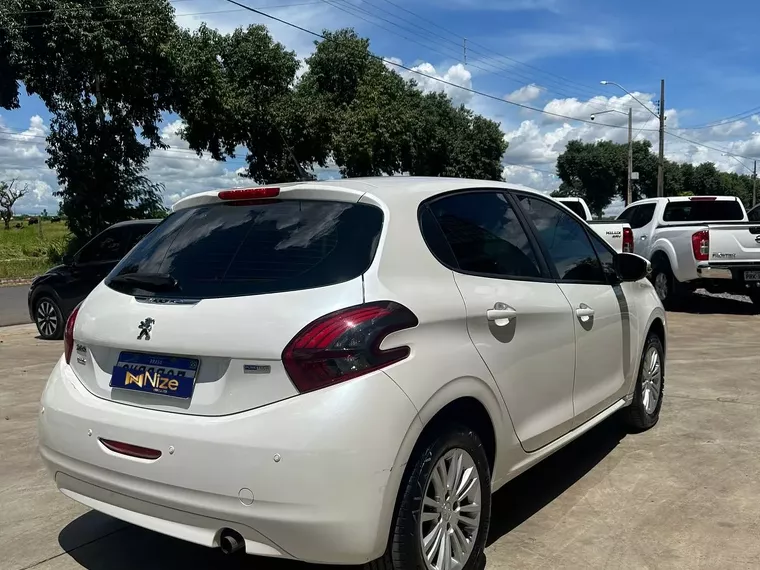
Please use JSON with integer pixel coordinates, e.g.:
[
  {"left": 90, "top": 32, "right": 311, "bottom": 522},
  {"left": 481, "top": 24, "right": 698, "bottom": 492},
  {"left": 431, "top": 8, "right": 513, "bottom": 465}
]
[
  {"left": 627, "top": 107, "right": 633, "bottom": 206},
  {"left": 753, "top": 160, "right": 757, "bottom": 208},
  {"left": 657, "top": 79, "right": 665, "bottom": 197},
  {"left": 463, "top": 38, "right": 467, "bottom": 65}
]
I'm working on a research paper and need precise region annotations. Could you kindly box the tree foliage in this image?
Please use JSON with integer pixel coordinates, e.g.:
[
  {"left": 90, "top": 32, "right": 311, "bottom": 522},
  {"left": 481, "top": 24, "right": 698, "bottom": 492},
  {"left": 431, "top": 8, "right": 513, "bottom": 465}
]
[
  {"left": 1, "top": 0, "right": 177, "bottom": 242},
  {"left": 555, "top": 139, "right": 757, "bottom": 214},
  {"left": 2, "top": 4, "right": 508, "bottom": 241}
]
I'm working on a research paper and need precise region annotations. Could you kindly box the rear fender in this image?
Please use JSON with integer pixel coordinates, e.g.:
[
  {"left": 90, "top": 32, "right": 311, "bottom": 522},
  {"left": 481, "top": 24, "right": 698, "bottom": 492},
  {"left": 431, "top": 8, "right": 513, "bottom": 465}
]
[{"left": 376, "top": 373, "right": 518, "bottom": 553}]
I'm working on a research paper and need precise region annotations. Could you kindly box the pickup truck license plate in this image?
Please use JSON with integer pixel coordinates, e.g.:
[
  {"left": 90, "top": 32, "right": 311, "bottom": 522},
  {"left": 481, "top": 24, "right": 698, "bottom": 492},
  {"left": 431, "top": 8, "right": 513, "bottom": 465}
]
[
  {"left": 744, "top": 271, "right": 760, "bottom": 282},
  {"left": 110, "top": 352, "right": 198, "bottom": 399}
]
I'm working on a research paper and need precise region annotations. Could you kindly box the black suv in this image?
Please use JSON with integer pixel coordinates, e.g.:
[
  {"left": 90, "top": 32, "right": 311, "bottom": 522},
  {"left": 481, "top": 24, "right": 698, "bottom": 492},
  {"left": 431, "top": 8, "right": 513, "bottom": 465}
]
[{"left": 28, "top": 219, "right": 160, "bottom": 339}]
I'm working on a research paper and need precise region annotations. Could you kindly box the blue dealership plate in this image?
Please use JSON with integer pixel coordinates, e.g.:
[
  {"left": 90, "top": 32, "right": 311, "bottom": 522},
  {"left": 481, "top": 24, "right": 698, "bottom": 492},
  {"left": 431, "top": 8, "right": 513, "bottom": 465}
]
[{"left": 110, "top": 351, "right": 199, "bottom": 399}]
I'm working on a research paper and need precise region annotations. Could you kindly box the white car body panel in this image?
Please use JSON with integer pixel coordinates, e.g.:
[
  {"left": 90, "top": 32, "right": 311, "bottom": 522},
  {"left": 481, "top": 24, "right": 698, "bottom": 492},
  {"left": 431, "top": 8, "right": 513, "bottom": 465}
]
[{"left": 39, "top": 176, "right": 667, "bottom": 565}]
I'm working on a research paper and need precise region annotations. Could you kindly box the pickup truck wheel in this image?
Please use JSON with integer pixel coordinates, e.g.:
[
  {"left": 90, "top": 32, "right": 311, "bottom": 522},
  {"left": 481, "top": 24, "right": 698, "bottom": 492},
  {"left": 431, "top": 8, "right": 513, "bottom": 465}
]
[
  {"left": 623, "top": 333, "right": 665, "bottom": 432},
  {"left": 368, "top": 426, "right": 491, "bottom": 570},
  {"left": 651, "top": 261, "right": 682, "bottom": 308}
]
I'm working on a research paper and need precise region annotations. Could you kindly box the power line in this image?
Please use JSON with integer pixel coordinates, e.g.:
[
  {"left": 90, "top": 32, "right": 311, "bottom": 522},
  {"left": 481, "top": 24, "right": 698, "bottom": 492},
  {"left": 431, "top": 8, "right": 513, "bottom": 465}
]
[
  {"left": 324, "top": 0, "right": 616, "bottom": 108},
  {"left": 373, "top": 0, "right": 604, "bottom": 102},
  {"left": 13, "top": 3, "right": 323, "bottom": 28},
  {"left": 0, "top": 0, "right": 197, "bottom": 16},
  {"left": 664, "top": 130, "right": 760, "bottom": 162},
  {"left": 678, "top": 105, "right": 760, "bottom": 130},
  {"left": 222, "top": 0, "right": 658, "bottom": 132}
]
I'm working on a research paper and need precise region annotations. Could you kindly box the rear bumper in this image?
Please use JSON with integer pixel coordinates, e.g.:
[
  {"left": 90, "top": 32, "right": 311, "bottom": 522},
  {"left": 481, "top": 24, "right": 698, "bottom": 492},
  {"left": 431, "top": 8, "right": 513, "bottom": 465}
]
[
  {"left": 695, "top": 263, "right": 760, "bottom": 291},
  {"left": 38, "top": 357, "right": 420, "bottom": 564}
]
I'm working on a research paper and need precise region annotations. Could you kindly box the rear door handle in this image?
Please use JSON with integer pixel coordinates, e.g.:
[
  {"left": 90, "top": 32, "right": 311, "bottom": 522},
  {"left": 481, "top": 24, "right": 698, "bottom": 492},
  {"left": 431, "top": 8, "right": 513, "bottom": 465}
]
[
  {"left": 487, "top": 303, "right": 517, "bottom": 326},
  {"left": 576, "top": 303, "right": 595, "bottom": 320}
]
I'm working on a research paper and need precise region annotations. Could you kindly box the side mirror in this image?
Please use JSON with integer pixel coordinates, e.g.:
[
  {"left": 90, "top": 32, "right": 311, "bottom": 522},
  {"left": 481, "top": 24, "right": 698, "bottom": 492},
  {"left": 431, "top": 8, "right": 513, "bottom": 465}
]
[{"left": 616, "top": 252, "right": 651, "bottom": 282}]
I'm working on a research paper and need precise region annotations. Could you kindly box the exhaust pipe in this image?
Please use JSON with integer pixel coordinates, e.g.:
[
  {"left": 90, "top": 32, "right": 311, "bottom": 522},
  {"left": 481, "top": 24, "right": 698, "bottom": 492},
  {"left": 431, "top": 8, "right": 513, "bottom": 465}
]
[{"left": 219, "top": 529, "right": 245, "bottom": 555}]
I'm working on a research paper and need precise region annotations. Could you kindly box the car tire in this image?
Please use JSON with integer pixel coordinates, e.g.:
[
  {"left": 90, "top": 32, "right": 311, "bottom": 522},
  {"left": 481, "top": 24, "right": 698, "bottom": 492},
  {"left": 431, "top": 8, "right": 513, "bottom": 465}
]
[
  {"left": 34, "top": 296, "right": 64, "bottom": 340},
  {"left": 748, "top": 291, "right": 760, "bottom": 311},
  {"left": 368, "top": 426, "right": 491, "bottom": 570},
  {"left": 623, "top": 333, "right": 665, "bottom": 432},
  {"left": 651, "top": 259, "right": 682, "bottom": 309}
]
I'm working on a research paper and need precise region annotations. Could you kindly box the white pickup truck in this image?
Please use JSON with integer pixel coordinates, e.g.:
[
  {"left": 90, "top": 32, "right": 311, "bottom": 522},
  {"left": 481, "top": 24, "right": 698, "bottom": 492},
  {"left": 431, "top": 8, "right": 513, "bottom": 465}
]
[
  {"left": 616, "top": 195, "right": 760, "bottom": 307},
  {"left": 556, "top": 197, "right": 634, "bottom": 253}
]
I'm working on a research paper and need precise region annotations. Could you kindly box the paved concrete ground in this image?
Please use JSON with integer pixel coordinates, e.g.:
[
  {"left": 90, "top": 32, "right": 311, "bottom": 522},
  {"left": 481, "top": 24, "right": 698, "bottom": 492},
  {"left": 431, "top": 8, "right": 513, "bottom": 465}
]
[
  {"left": 2, "top": 305, "right": 760, "bottom": 570},
  {"left": 0, "top": 285, "right": 31, "bottom": 327}
]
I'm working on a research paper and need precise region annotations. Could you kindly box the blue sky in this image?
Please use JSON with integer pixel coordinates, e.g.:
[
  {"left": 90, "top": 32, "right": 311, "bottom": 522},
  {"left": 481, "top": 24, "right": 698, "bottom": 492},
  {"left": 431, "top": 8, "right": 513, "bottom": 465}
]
[{"left": 3, "top": 0, "right": 760, "bottom": 213}]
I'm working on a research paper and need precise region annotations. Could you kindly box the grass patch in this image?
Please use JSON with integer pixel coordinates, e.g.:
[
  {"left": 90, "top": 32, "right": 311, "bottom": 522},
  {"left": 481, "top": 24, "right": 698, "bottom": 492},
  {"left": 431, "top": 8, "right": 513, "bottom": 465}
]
[{"left": 0, "top": 221, "right": 72, "bottom": 279}]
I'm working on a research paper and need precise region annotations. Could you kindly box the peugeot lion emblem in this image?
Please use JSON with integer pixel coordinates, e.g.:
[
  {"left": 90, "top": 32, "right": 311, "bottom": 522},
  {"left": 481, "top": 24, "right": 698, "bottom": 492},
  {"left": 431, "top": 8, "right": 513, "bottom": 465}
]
[{"left": 137, "top": 317, "right": 155, "bottom": 341}]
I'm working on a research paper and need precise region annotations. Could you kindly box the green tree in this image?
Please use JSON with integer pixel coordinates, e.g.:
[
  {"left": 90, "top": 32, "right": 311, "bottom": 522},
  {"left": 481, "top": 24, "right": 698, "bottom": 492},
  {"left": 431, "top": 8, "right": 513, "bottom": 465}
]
[
  {"left": 555, "top": 140, "right": 623, "bottom": 216},
  {"left": 1, "top": 0, "right": 177, "bottom": 242},
  {"left": 172, "top": 24, "right": 312, "bottom": 183}
]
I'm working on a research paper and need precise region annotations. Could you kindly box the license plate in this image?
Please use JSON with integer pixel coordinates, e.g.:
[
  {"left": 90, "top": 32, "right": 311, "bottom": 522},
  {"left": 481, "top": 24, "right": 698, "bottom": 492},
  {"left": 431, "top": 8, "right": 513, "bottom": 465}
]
[
  {"left": 745, "top": 271, "right": 760, "bottom": 282},
  {"left": 110, "top": 352, "right": 199, "bottom": 399}
]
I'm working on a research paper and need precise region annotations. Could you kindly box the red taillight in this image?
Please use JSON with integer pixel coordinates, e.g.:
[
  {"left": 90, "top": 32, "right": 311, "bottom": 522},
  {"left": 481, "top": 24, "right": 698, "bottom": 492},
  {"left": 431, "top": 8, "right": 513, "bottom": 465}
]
[
  {"left": 99, "top": 438, "right": 162, "bottom": 460},
  {"left": 689, "top": 196, "right": 717, "bottom": 201},
  {"left": 218, "top": 187, "right": 279, "bottom": 200},
  {"left": 63, "top": 304, "right": 81, "bottom": 364},
  {"left": 282, "top": 301, "right": 418, "bottom": 394},
  {"left": 692, "top": 230, "right": 709, "bottom": 261},
  {"left": 622, "top": 227, "right": 634, "bottom": 253}
]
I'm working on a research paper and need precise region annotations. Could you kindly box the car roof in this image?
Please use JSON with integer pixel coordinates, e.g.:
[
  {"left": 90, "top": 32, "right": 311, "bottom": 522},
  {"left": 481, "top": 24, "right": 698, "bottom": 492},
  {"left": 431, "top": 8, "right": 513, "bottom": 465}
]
[
  {"left": 173, "top": 176, "right": 546, "bottom": 211},
  {"left": 110, "top": 219, "right": 162, "bottom": 228}
]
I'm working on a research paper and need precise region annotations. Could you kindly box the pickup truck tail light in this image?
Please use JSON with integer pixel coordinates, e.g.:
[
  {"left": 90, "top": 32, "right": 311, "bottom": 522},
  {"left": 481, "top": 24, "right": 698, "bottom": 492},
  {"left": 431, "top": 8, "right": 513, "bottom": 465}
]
[
  {"left": 622, "top": 227, "right": 634, "bottom": 253},
  {"left": 691, "top": 230, "right": 709, "bottom": 261}
]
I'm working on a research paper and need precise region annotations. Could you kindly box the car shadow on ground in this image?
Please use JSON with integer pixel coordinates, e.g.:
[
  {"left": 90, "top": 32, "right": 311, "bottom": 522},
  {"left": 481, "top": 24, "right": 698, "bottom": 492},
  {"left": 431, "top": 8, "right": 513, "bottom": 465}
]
[
  {"left": 486, "top": 417, "right": 627, "bottom": 546},
  {"left": 58, "top": 420, "right": 628, "bottom": 570},
  {"left": 669, "top": 292, "right": 758, "bottom": 316}
]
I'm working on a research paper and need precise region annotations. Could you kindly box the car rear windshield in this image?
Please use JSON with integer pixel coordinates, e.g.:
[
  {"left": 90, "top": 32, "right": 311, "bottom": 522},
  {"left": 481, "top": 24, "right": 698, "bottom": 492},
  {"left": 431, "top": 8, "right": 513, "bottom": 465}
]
[
  {"left": 662, "top": 200, "right": 744, "bottom": 222},
  {"left": 561, "top": 201, "right": 586, "bottom": 219},
  {"left": 106, "top": 200, "right": 383, "bottom": 299}
]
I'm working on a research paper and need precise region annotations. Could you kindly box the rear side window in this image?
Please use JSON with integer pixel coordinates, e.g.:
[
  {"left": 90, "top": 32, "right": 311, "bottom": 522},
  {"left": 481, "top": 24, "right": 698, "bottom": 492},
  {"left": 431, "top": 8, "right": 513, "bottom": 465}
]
[
  {"left": 422, "top": 191, "right": 542, "bottom": 279},
  {"left": 749, "top": 205, "right": 760, "bottom": 222},
  {"left": 663, "top": 200, "right": 744, "bottom": 222},
  {"left": 106, "top": 200, "right": 383, "bottom": 299},
  {"left": 77, "top": 226, "right": 132, "bottom": 264}
]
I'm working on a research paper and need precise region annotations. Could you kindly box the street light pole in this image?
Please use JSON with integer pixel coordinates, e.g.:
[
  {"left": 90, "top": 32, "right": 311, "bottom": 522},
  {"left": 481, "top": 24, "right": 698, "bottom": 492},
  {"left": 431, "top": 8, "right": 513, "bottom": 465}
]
[
  {"left": 657, "top": 79, "right": 666, "bottom": 197},
  {"left": 600, "top": 79, "right": 664, "bottom": 199},
  {"left": 628, "top": 107, "right": 633, "bottom": 206},
  {"left": 754, "top": 160, "right": 757, "bottom": 208}
]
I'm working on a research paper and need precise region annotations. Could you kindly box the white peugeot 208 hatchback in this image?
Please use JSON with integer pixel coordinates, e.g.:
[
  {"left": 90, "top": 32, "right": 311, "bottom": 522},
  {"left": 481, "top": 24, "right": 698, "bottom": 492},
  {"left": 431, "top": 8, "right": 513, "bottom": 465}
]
[{"left": 39, "top": 177, "right": 666, "bottom": 570}]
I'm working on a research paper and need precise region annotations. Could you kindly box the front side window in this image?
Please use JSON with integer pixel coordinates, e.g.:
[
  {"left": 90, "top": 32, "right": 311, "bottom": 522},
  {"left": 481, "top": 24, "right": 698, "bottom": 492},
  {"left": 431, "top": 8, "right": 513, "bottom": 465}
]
[
  {"left": 422, "top": 191, "right": 542, "bottom": 279},
  {"left": 516, "top": 194, "right": 606, "bottom": 283},
  {"left": 749, "top": 205, "right": 760, "bottom": 222}
]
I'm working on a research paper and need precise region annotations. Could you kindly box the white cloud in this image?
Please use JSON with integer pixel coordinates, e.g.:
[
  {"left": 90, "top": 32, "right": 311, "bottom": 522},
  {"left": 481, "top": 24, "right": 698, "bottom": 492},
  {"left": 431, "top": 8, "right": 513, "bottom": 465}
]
[
  {"left": 507, "top": 84, "right": 542, "bottom": 104},
  {"left": 393, "top": 60, "right": 473, "bottom": 106}
]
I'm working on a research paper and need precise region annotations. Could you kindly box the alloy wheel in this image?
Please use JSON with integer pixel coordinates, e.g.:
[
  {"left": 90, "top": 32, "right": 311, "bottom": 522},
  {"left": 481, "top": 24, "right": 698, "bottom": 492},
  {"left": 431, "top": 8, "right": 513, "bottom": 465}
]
[
  {"left": 419, "top": 448, "right": 482, "bottom": 570},
  {"left": 36, "top": 300, "right": 58, "bottom": 338},
  {"left": 641, "top": 345, "right": 662, "bottom": 415}
]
